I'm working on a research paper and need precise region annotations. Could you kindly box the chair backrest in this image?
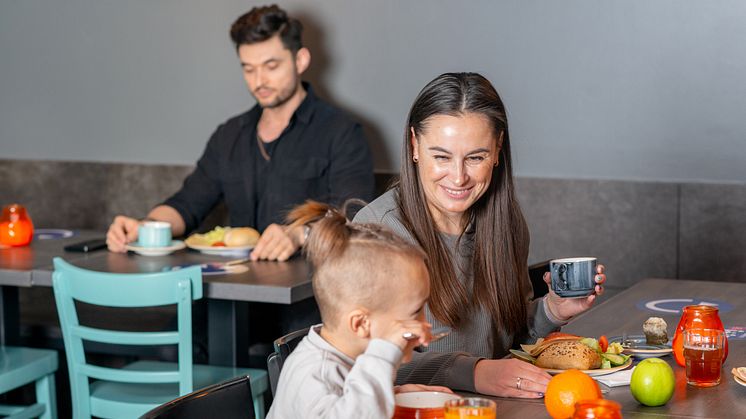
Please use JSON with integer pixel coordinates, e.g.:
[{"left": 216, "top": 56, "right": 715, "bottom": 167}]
[
  {"left": 139, "top": 375, "right": 255, "bottom": 419},
  {"left": 52, "top": 257, "right": 203, "bottom": 417},
  {"left": 267, "top": 327, "right": 309, "bottom": 397},
  {"left": 528, "top": 260, "right": 551, "bottom": 298}
]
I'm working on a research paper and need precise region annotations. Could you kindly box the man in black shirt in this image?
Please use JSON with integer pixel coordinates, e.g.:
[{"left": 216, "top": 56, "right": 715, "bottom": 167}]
[{"left": 107, "top": 5, "right": 374, "bottom": 260}]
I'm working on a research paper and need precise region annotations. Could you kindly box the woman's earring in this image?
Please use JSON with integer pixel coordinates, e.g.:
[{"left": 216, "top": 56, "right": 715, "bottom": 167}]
[{"left": 413, "top": 156, "right": 419, "bottom": 163}]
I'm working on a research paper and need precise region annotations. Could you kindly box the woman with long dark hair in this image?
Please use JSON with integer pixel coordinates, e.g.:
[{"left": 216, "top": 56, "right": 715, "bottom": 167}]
[{"left": 354, "top": 72, "right": 606, "bottom": 397}]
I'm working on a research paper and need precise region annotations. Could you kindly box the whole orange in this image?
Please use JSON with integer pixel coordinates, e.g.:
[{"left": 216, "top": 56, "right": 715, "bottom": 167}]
[{"left": 544, "top": 369, "right": 602, "bottom": 419}]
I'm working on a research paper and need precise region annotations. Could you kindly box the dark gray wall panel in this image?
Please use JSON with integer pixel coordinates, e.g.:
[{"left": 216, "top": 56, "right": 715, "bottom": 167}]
[
  {"left": 679, "top": 183, "right": 746, "bottom": 282},
  {"left": 516, "top": 178, "right": 679, "bottom": 288},
  {"left": 5, "top": 160, "right": 744, "bottom": 289}
]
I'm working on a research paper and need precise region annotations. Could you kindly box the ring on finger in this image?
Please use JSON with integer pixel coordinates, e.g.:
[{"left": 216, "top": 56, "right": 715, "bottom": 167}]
[{"left": 516, "top": 377, "right": 522, "bottom": 390}]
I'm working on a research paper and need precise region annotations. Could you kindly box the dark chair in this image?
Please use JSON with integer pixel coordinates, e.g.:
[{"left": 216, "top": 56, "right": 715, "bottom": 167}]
[
  {"left": 528, "top": 260, "right": 551, "bottom": 298},
  {"left": 140, "top": 375, "right": 255, "bottom": 419},
  {"left": 267, "top": 328, "right": 310, "bottom": 397}
]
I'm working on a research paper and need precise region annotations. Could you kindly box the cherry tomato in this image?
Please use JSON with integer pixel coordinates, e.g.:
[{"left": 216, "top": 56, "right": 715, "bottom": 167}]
[{"left": 599, "top": 335, "right": 609, "bottom": 352}]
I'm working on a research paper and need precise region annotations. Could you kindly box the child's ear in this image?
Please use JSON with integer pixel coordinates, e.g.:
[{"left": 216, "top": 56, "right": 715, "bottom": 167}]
[{"left": 348, "top": 308, "right": 371, "bottom": 339}]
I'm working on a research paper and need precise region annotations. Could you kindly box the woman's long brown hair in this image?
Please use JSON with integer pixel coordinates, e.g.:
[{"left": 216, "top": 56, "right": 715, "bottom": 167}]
[{"left": 396, "top": 72, "right": 530, "bottom": 341}]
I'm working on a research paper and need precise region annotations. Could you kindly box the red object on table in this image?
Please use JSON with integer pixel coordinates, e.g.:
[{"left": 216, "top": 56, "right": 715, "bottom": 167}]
[
  {"left": 0, "top": 204, "right": 34, "bottom": 247},
  {"left": 672, "top": 305, "right": 728, "bottom": 367},
  {"left": 598, "top": 335, "right": 609, "bottom": 352},
  {"left": 573, "top": 399, "right": 622, "bottom": 419}
]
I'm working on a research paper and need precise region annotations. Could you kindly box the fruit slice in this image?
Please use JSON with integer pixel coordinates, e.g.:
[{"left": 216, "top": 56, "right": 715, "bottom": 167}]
[
  {"left": 601, "top": 352, "right": 628, "bottom": 366},
  {"left": 733, "top": 367, "right": 746, "bottom": 381}
]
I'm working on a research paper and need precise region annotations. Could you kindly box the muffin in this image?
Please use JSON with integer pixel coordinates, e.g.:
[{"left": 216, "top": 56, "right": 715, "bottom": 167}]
[{"left": 643, "top": 317, "right": 668, "bottom": 345}]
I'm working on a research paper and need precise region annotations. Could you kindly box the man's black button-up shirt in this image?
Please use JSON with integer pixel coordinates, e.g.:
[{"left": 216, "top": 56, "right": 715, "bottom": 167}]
[{"left": 163, "top": 84, "right": 375, "bottom": 233}]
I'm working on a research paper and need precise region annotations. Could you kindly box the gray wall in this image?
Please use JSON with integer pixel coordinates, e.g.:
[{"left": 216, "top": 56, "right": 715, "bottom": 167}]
[{"left": 2, "top": 1, "right": 745, "bottom": 182}]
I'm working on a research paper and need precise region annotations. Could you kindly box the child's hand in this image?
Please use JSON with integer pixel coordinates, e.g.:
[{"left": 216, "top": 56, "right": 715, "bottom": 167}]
[
  {"left": 383, "top": 319, "right": 433, "bottom": 351},
  {"left": 395, "top": 384, "right": 453, "bottom": 394}
]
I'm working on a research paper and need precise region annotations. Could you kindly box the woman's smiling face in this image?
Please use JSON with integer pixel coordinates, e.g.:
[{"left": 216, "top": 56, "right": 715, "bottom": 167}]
[{"left": 411, "top": 113, "right": 501, "bottom": 233}]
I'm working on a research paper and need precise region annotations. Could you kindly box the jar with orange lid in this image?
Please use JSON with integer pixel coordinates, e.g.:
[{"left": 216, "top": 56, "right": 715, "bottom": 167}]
[
  {"left": 672, "top": 305, "right": 728, "bottom": 367},
  {"left": 573, "top": 399, "right": 622, "bottom": 419},
  {"left": 0, "top": 204, "right": 34, "bottom": 247}
]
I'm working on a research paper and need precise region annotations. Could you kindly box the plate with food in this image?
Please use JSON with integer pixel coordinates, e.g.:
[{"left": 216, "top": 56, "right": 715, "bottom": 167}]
[
  {"left": 512, "top": 332, "right": 633, "bottom": 376},
  {"left": 609, "top": 317, "right": 673, "bottom": 358},
  {"left": 185, "top": 226, "right": 259, "bottom": 256}
]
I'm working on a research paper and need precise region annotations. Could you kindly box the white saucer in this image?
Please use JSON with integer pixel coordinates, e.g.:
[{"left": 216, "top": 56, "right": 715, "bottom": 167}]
[{"left": 125, "top": 240, "right": 186, "bottom": 256}]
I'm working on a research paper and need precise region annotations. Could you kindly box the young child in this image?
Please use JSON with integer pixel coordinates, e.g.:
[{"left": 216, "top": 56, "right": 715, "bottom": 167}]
[{"left": 267, "top": 201, "right": 449, "bottom": 418}]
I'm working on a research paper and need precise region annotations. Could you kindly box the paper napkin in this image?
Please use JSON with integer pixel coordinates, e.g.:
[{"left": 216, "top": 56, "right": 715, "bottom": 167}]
[{"left": 594, "top": 366, "right": 635, "bottom": 387}]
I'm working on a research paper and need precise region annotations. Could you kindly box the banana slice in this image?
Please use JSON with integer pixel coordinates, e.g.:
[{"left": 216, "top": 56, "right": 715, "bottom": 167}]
[{"left": 732, "top": 367, "right": 746, "bottom": 381}]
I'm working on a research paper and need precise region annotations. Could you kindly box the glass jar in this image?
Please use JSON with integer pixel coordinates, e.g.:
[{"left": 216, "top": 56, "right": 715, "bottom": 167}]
[
  {"left": 573, "top": 399, "right": 622, "bottom": 419},
  {"left": 672, "top": 305, "right": 728, "bottom": 367},
  {"left": 0, "top": 204, "right": 34, "bottom": 247}
]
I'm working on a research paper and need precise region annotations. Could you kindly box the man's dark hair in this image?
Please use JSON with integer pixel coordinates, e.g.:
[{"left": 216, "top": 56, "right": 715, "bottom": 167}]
[{"left": 230, "top": 5, "right": 303, "bottom": 53}]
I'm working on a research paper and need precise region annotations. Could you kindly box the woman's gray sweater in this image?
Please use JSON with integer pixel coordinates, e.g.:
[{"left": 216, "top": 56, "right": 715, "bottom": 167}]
[{"left": 353, "top": 189, "right": 563, "bottom": 392}]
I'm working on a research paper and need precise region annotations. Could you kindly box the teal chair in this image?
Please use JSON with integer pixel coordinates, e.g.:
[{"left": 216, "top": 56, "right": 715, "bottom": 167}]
[
  {"left": 0, "top": 346, "right": 58, "bottom": 419},
  {"left": 52, "top": 258, "right": 268, "bottom": 419}
]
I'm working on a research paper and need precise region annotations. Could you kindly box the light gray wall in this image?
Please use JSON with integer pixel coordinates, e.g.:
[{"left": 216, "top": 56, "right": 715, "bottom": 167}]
[{"left": 1, "top": 1, "right": 745, "bottom": 182}]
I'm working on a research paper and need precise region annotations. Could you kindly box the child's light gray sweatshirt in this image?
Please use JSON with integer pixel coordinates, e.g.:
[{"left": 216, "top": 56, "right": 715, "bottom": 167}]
[{"left": 267, "top": 325, "right": 403, "bottom": 419}]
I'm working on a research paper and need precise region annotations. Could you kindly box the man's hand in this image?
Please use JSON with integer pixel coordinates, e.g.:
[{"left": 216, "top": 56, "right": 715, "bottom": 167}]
[
  {"left": 106, "top": 215, "right": 140, "bottom": 253},
  {"left": 250, "top": 224, "right": 303, "bottom": 261}
]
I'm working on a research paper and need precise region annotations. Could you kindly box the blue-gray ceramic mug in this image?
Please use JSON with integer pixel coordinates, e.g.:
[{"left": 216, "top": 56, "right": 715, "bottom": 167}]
[
  {"left": 137, "top": 221, "right": 172, "bottom": 248},
  {"left": 550, "top": 257, "right": 597, "bottom": 298}
]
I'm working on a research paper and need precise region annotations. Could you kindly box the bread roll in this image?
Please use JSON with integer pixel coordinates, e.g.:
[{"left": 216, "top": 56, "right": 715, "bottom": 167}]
[
  {"left": 535, "top": 341, "right": 602, "bottom": 370},
  {"left": 224, "top": 227, "right": 260, "bottom": 247}
]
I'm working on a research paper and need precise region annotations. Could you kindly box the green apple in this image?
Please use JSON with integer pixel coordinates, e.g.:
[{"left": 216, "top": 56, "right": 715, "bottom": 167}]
[{"left": 630, "top": 358, "right": 675, "bottom": 407}]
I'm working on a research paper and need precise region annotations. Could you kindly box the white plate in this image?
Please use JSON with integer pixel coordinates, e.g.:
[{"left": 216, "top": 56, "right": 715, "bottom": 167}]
[
  {"left": 735, "top": 375, "right": 746, "bottom": 387},
  {"left": 608, "top": 335, "right": 672, "bottom": 358},
  {"left": 126, "top": 240, "right": 186, "bottom": 256},
  {"left": 543, "top": 358, "right": 634, "bottom": 377},
  {"left": 510, "top": 349, "right": 634, "bottom": 376},
  {"left": 34, "top": 228, "right": 75, "bottom": 240},
  {"left": 185, "top": 242, "right": 253, "bottom": 256},
  {"left": 168, "top": 263, "right": 249, "bottom": 276}
]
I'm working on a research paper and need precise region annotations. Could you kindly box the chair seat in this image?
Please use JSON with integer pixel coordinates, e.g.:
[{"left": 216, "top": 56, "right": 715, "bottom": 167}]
[
  {"left": 89, "top": 360, "right": 267, "bottom": 418},
  {"left": 0, "top": 346, "right": 58, "bottom": 394}
]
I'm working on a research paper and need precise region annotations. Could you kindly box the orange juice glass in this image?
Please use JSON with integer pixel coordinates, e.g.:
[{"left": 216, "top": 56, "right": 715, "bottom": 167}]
[
  {"left": 683, "top": 328, "right": 725, "bottom": 387},
  {"left": 444, "top": 398, "right": 496, "bottom": 419}
]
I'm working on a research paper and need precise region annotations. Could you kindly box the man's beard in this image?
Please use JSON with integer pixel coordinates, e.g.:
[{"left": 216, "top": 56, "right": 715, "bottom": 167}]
[{"left": 258, "top": 78, "right": 299, "bottom": 109}]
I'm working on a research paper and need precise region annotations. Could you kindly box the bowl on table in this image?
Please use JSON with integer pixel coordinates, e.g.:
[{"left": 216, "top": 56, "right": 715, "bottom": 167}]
[{"left": 393, "top": 391, "right": 462, "bottom": 419}]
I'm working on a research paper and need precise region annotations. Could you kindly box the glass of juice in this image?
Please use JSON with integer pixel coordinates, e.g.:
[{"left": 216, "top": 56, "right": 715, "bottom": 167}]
[
  {"left": 444, "top": 398, "right": 496, "bottom": 419},
  {"left": 683, "top": 328, "right": 725, "bottom": 387}
]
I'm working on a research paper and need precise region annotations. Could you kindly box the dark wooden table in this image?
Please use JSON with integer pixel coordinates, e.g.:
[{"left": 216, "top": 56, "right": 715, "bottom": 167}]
[
  {"left": 0, "top": 230, "right": 104, "bottom": 346},
  {"left": 0, "top": 230, "right": 313, "bottom": 366},
  {"left": 473, "top": 278, "right": 746, "bottom": 418}
]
